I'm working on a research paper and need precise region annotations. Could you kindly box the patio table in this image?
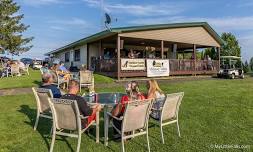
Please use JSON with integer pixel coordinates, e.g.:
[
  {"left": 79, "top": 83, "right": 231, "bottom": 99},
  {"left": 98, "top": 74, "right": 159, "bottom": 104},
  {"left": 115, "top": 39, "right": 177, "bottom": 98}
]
[{"left": 83, "top": 92, "right": 126, "bottom": 145}]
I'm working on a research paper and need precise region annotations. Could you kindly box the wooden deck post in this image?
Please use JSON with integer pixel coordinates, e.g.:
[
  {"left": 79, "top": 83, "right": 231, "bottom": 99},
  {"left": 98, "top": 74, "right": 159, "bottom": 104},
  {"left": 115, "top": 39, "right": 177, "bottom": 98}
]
[
  {"left": 117, "top": 35, "right": 121, "bottom": 80},
  {"left": 193, "top": 44, "right": 196, "bottom": 74},
  {"left": 217, "top": 47, "right": 221, "bottom": 71},
  {"left": 87, "top": 43, "right": 89, "bottom": 70},
  {"left": 161, "top": 40, "right": 164, "bottom": 59}
]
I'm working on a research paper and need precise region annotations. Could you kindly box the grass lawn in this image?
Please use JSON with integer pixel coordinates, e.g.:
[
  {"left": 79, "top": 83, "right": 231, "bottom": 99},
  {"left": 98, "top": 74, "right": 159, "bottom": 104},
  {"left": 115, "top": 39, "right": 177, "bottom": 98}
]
[
  {"left": 0, "top": 77, "right": 252, "bottom": 152},
  {"left": 0, "top": 70, "right": 114, "bottom": 89}
]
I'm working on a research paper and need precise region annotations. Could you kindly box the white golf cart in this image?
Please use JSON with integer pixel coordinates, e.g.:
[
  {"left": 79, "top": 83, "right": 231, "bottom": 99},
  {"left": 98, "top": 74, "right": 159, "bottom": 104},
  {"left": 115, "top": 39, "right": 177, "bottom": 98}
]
[
  {"left": 32, "top": 58, "right": 43, "bottom": 69},
  {"left": 217, "top": 56, "right": 244, "bottom": 79}
]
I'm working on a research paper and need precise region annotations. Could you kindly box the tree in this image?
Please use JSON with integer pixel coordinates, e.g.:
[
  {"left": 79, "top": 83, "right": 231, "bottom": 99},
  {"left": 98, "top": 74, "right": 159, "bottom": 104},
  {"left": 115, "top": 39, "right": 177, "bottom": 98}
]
[
  {"left": 250, "top": 57, "right": 253, "bottom": 71},
  {"left": 203, "top": 47, "right": 217, "bottom": 60},
  {"left": 0, "top": 0, "right": 33, "bottom": 55},
  {"left": 243, "top": 60, "right": 249, "bottom": 73},
  {"left": 220, "top": 32, "right": 241, "bottom": 57}
]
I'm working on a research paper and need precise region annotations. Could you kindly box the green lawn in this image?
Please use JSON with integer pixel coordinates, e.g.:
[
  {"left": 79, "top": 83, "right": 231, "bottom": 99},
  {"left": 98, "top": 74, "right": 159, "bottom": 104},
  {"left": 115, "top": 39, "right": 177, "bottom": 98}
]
[
  {"left": 0, "top": 70, "right": 114, "bottom": 89},
  {"left": 0, "top": 78, "right": 252, "bottom": 152}
]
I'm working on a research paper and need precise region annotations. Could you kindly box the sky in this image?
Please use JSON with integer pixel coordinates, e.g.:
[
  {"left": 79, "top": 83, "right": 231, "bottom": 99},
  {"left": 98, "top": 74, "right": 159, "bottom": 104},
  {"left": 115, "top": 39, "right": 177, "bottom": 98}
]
[{"left": 7, "top": 0, "right": 253, "bottom": 61}]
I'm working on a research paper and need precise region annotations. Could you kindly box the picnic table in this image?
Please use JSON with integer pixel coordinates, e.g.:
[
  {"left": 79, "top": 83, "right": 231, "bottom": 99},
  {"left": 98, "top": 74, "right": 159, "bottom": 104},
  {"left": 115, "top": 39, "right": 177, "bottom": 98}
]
[{"left": 83, "top": 92, "right": 126, "bottom": 144}]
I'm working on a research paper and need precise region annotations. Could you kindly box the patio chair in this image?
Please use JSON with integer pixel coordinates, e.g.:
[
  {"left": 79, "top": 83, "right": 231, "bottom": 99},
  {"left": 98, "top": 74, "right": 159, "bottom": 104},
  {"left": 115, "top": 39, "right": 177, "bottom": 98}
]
[
  {"left": 150, "top": 92, "right": 184, "bottom": 144},
  {"left": 20, "top": 64, "right": 30, "bottom": 75},
  {"left": 48, "top": 98, "right": 98, "bottom": 152},
  {"left": 32, "top": 87, "right": 53, "bottom": 131},
  {"left": 10, "top": 65, "right": 20, "bottom": 77},
  {"left": 105, "top": 99, "right": 153, "bottom": 152},
  {"left": 79, "top": 71, "right": 94, "bottom": 93},
  {"left": 51, "top": 71, "right": 69, "bottom": 89}
]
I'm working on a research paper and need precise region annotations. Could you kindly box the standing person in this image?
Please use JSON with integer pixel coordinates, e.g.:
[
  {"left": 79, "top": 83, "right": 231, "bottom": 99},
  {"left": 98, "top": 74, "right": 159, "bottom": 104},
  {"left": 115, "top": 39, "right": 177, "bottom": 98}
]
[
  {"left": 61, "top": 80, "right": 101, "bottom": 127},
  {"left": 128, "top": 49, "right": 135, "bottom": 59},
  {"left": 146, "top": 79, "right": 165, "bottom": 119},
  {"left": 40, "top": 73, "right": 62, "bottom": 98},
  {"left": 111, "top": 81, "right": 145, "bottom": 137},
  {"left": 207, "top": 55, "right": 213, "bottom": 70}
]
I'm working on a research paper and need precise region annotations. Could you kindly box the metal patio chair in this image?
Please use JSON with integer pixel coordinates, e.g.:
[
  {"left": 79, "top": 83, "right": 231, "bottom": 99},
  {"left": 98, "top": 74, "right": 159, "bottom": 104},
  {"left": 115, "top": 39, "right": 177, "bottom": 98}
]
[
  {"left": 48, "top": 98, "right": 99, "bottom": 152},
  {"left": 105, "top": 99, "right": 153, "bottom": 152},
  {"left": 79, "top": 71, "right": 94, "bottom": 93},
  {"left": 150, "top": 92, "right": 184, "bottom": 144},
  {"left": 32, "top": 87, "right": 53, "bottom": 131}
]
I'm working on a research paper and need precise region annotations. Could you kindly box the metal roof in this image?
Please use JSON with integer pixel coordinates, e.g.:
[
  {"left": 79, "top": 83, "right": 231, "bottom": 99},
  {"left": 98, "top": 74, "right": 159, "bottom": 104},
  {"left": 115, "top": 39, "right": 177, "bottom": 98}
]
[{"left": 45, "top": 22, "right": 223, "bottom": 56}]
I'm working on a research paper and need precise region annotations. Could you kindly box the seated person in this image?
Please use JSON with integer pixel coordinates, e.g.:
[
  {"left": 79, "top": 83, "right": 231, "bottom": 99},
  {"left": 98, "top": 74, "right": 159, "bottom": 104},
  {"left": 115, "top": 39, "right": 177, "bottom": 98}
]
[
  {"left": 58, "top": 62, "right": 69, "bottom": 73},
  {"left": 111, "top": 81, "right": 145, "bottom": 136},
  {"left": 40, "top": 73, "right": 62, "bottom": 98},
  {"left": 104, "top": 51, "right": 111, "bottom": 60},
  {"left": 61, "top": 80, "right": 101, "bottom": 127},
  {"left": 18, "top": 61, "right": 25, "bottom": 70},
  {"left": 146, "top": 79, "right": 165, "bottom": 119},
  {"left": 57, "top": 62, "right": 71, "bottom": 80},
  {"left": 41, "top": 63, "right": 50, "bottom": 74}
]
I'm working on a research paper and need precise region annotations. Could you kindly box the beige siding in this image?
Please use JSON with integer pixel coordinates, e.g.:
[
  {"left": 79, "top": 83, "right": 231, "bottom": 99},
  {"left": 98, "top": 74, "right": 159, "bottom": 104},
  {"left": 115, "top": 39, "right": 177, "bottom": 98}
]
[{"left": 119, "top": 27, "right": 220, "bottom": 47}]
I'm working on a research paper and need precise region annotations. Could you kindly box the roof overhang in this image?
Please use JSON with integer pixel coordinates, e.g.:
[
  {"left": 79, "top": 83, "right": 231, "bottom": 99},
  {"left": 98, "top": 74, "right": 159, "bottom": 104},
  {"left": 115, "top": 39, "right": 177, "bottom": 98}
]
[{"left": 45, "top": 22, "right": 223, "bottom": 56}]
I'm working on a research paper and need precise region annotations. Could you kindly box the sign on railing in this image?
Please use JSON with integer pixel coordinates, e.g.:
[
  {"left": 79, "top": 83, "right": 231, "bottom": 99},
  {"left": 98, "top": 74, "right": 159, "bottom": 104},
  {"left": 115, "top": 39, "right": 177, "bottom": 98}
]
[
  {"left": 147, "top": 59, "right": 170, "bottom": 77},
  {"left": 121, "top": 58, "right": 146, "bottom": 70}
]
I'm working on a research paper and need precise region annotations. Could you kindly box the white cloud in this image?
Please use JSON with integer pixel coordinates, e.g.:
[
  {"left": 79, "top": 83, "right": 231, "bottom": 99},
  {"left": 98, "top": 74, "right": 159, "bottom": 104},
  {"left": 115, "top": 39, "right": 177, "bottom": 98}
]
[
  {"left": 128, "top": 16, "right": 253, "bottom": 32},
  {"left": 48, "top": 17, "right": 90, "bottom": 27},
  {"left": 82, "top": 0, "right": 100, "bottom": 7},
  {"left": 49, "top": 26, "right": 68, "bottom": 31},
  {"left": 20, "top": 0, "right": 70, "bottom": 6},
  {"left": 82, "top": 0, "right": 188, "bottom": 16}
]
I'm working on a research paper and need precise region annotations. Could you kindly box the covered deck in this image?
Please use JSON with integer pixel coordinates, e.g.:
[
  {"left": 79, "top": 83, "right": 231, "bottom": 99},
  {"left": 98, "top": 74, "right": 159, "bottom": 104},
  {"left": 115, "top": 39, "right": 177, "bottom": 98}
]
[{"left": 87, "top": 23, "right": 222, "bottom": 79}]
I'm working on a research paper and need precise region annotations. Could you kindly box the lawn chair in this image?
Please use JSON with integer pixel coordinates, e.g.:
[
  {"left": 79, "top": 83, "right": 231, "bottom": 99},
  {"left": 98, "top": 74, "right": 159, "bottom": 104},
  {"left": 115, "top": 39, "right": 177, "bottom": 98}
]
[
  {"left": 150, "top": 92, "right": 184, "bottom": 144},
  {"left": 48, "top": 98, "right": 99, "bottom": 152},
  {"left": 105, "top": 99, "right": 153, "bottom": 152},
  {"left": 10, "top": 65, "right": 20, "bottom": 77},
  {"left": 51, "top": 71, "right": 69, "bottom": 89},
  {"left": 20, "top": 64, "right": 30, "bottom": 75},
  {"left": 32, "top": 87, "right": 53, "bottom": 131},
  {"left": 79, "top": 71, "right": 94, "bottom": 93}
]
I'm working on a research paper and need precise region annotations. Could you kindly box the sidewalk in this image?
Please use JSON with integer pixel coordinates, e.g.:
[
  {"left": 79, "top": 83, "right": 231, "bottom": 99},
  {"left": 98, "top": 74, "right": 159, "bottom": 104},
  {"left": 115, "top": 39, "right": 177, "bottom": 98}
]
[{"left": 0, "top": 88, "right": 32, "bottom": 96}]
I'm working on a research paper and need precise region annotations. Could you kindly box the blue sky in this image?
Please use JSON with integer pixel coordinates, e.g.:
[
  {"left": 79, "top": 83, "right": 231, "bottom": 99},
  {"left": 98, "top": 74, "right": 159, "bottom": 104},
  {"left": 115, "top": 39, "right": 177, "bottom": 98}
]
[{"left": 11, "top": 0, "right": 253, "bottom": 61}]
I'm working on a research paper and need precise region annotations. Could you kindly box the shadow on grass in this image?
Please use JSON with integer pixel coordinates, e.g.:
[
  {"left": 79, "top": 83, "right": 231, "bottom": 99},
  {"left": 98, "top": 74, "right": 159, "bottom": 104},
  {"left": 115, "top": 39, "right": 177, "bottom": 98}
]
[
  {"left": 33, "top": 80, "right": 42, "bottom": 86},
  {"left": 18, "top": 105, "right": 75, "bottom": 152}
]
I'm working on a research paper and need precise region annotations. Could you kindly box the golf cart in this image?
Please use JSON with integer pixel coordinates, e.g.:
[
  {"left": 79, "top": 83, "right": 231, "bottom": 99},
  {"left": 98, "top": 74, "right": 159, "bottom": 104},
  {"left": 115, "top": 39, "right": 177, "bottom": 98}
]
[
  {"left": 32, "top": 58, "right": 43, "bottom": 69},
  {"left": 217, "top": 56, "right": 244, "bottom": 79}
]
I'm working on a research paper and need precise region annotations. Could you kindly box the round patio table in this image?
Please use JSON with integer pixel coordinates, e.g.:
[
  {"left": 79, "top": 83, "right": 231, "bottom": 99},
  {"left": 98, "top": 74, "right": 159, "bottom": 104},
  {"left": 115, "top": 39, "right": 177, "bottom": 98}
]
[{"left": 83, "top": 92, "right": 126, "bottom": 145}]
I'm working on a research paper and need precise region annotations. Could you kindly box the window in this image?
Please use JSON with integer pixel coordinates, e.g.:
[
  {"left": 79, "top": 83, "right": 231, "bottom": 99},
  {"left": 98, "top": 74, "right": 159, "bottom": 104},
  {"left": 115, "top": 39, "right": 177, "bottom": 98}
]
[
  {"left": 65, "top": 52, "right": 70, "bottom": 62},
  {"left": 74, "top": 49, "right": 80, "bottom": 61}
]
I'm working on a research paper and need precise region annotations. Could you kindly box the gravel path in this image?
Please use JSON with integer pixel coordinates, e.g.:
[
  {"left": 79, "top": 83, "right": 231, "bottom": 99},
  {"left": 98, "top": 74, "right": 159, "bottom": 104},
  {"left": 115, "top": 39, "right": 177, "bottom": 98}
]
[{"left": 0, "top": 76, "right": 217, "bottom": 96}]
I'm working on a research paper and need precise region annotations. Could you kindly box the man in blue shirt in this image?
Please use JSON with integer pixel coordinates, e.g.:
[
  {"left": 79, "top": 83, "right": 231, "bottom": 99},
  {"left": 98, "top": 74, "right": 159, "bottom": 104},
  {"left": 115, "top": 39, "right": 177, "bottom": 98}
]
[
  {"left": 40, "top": 73, "right": 62, "bottom": 98},
  {"left": 58, "top": 62, "right": 69, "bottom": 72}
]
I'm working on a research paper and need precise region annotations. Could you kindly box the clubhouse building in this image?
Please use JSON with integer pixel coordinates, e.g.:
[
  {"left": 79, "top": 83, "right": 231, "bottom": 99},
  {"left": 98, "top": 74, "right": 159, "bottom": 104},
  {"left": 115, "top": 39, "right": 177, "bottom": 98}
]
[{"left": 45, "top": 22, "right": 223, "bottom": 80}]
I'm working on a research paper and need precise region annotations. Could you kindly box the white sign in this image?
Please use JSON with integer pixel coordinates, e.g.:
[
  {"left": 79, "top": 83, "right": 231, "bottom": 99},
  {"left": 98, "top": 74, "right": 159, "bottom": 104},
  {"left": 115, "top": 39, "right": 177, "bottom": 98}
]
[
  {"left": 147, "top": 59, "right": 170, "bottom": 77},
  {"left": 121, "top": 58, "right": 146, "bottom": 70}
]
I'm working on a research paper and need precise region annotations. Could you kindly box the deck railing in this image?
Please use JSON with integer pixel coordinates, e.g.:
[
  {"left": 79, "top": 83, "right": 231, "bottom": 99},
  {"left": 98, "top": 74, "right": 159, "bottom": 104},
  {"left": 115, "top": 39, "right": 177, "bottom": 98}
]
[{"left": 95, "top": 58, "right": 219, "bottom": 74}]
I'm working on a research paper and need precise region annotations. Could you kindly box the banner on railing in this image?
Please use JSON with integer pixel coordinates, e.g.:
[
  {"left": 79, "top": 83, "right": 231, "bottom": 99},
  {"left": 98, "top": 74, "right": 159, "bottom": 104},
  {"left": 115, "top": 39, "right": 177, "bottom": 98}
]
[
  {"left": 121, "top": 58, "right": 146, "bottom": 70},
  {"left": 147, "top": 59, "right": 170, "bottom": 77}
]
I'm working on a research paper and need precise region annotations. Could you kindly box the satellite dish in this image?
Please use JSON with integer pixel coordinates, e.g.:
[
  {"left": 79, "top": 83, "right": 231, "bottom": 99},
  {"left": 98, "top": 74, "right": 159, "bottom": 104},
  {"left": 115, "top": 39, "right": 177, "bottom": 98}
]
[
  {"left": 105, "top": 13, "right": 111, "bottom": 24},
  {"left": 104, "top": 13, "right": 112, "bottom": 31}
]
